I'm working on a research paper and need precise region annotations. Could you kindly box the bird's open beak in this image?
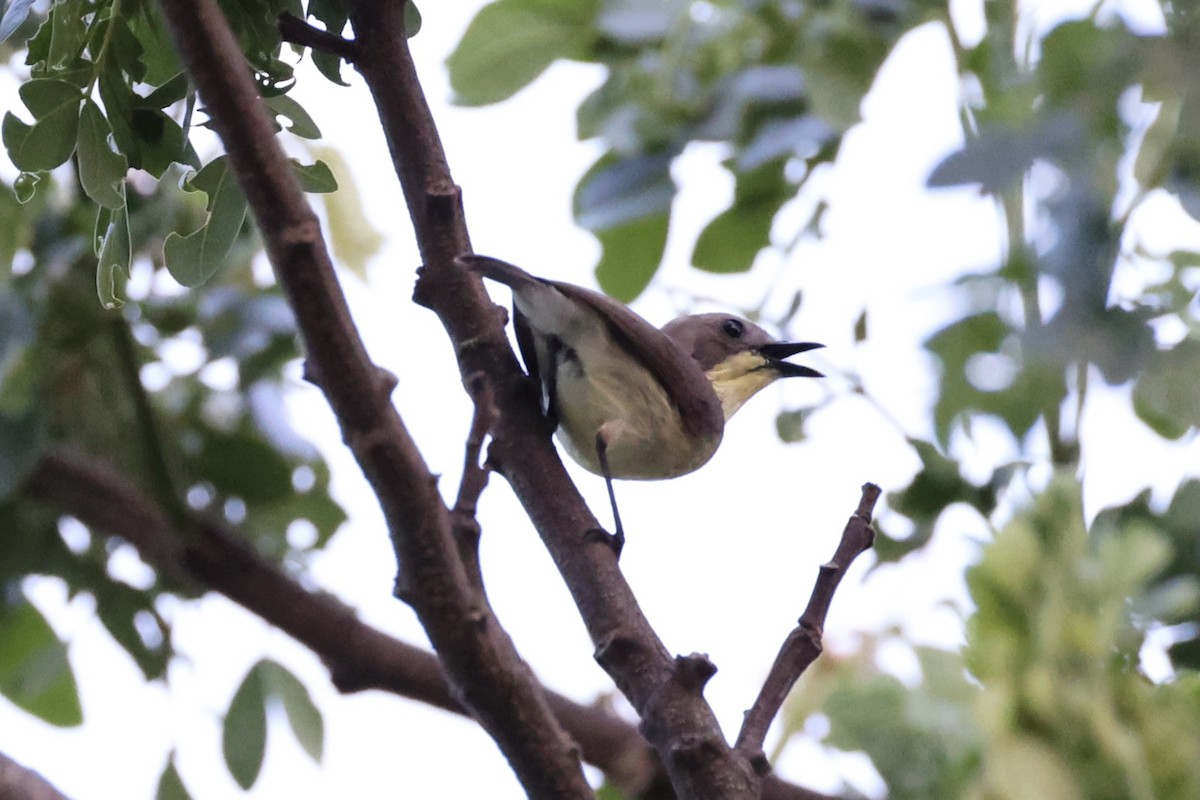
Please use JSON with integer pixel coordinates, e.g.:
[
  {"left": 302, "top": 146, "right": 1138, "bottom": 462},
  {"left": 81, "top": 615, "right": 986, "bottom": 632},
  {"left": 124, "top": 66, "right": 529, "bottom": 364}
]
[{"left": 758, "top": 342, "right": 824, "bottom": 378}]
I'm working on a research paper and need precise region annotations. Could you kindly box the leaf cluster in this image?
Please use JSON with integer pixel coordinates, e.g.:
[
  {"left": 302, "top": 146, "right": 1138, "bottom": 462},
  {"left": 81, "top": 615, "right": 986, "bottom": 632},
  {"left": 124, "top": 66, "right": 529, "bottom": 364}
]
[{"left": 448, "top": 0, "right": 946, "bottom": 300}]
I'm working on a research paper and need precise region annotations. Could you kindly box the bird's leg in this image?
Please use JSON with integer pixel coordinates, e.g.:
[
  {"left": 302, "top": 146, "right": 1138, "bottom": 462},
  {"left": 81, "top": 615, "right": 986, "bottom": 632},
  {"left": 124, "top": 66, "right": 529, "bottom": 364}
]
[{"left": 591, "top": 431, "right": 625, "bottom": 558}]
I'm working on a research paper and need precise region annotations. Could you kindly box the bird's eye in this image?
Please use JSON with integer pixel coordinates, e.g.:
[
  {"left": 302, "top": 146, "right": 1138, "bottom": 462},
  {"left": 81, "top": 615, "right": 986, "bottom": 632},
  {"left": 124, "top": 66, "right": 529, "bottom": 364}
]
[{"left": 721, "top": 318, "right": 745, "bottom": 338}]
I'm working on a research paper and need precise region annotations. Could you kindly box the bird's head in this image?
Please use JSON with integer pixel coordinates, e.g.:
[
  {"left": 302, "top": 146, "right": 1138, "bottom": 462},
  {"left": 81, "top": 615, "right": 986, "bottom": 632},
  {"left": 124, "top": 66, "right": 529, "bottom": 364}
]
[{"left": 662, "top": 314, "right": 823, "bottom": 420}]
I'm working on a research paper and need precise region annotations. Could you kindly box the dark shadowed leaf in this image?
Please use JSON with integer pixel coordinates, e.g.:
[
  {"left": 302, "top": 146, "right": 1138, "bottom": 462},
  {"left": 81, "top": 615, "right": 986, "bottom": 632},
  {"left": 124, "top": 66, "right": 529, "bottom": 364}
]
[{"left": 76, "top": 99, "right": 128, "bottom": 210}]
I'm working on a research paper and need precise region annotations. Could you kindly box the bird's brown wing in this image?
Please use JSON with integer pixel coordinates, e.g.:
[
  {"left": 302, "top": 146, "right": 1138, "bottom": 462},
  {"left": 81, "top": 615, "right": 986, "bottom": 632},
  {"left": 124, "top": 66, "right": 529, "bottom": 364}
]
[
  {"left": 545, "top": 280, "right": 724, "bottom": 441},
  {"left": 464, "top": 254, "right": 724, "bottom": 440}
]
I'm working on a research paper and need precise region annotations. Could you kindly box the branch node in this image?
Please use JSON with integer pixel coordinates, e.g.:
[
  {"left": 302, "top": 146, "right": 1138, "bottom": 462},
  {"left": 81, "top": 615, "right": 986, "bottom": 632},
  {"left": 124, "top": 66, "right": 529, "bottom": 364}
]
[
  {"left": 425, "top": 183, "right": 463, "bottom": 223},
  {"left": 375, "top": 366, "right": 399, "bottom": 397},
  {"left": 673, "top": 653, "right": 717, "bottom": 694},
  {"left": 302, "top": 359, "right": 322, "bottom": 388},
  {"left": 393, "top": 573, "right": 415, "bottom": 605},
  {"left": 669, "top": 735, "right": 721, "bottom": 768},
  {"left": 594, "top": 631, "right": 640, "bottom": 671}
]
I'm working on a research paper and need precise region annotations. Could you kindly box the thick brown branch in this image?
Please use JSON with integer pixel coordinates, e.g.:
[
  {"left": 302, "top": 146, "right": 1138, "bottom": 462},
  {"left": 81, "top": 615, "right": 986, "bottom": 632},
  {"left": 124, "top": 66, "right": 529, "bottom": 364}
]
[
  {"left": 0, "top": 751, "right": 73, "bottom": 800},
  {"left": 152, "top": 1, "right": 590, "bottom": 796},
  {"left": 338, "top": 3, "right": 764, "bottom": 797},
  {"left": 734, "top": 484, "right": 880, "bottom": 765}
]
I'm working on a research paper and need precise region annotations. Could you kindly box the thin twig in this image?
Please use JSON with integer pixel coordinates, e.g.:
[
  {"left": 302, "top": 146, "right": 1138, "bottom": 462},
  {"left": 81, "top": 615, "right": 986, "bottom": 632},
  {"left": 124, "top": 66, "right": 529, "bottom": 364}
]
[
  {"left": 453, "top": 372, "right": 496, "bottom": 590},
  {"left": 735, "top": 483, "right": 880, "bottom": 767},
  {"left": 277, "top": 11, "right": 360, "bottom": 62}
]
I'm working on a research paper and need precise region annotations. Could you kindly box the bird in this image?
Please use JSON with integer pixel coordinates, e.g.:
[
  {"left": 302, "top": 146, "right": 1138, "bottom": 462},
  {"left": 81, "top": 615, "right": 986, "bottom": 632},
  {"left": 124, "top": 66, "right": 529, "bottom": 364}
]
[{"left": 463, "top": 254, "right": 823, "bottom": 554}]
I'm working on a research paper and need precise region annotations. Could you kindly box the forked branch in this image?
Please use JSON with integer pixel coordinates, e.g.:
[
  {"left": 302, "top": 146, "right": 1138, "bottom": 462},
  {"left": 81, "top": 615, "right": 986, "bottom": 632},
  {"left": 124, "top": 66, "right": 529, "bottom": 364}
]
[{"left": 735, "top": 484, "right": 880, "bottom": 766}]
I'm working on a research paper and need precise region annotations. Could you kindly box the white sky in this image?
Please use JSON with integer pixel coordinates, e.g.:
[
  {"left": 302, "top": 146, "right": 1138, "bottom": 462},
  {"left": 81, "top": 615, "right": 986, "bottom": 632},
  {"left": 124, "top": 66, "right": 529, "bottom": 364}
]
[{"left": 3, "top": 0, "right": 1199, "bottom": 798}]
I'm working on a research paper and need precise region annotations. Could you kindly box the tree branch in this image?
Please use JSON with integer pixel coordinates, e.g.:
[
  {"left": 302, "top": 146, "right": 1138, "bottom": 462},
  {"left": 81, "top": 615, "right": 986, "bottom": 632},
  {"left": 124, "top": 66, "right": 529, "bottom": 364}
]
[
  {"left": 0, "top": 751, "right": 74, "bottom": 800},
  {"left": 21, "top": 450, "right": 657, "bottom": 794},
  {"left": 735, "top": 484, "right": 880, "bottom": 766},
  {"left": 23, "top": 448, "right": 841, "bottom": 798},
  {"left": 451, "top": 372, "right": 495, "bottom": 591},
  {"left": 276, "top": 11, "right": 359, "bottom": 62},
  {"left": 335, "top": 3, "right": 767, "bottom": 796},
  {"left": 153, "top": 1, "right": 590, "bottom": 796}
]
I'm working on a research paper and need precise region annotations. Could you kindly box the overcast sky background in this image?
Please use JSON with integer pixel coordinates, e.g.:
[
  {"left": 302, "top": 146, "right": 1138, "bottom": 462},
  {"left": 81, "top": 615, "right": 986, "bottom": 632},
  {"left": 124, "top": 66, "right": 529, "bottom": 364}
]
[{"left": 3, "top": 0, "right": 1199, "bottom": 798}]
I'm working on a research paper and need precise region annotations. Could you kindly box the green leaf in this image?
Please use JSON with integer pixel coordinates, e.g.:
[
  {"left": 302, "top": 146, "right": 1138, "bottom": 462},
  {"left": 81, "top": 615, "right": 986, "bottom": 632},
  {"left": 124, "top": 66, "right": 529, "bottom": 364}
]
[
  {"left": 136, "top": 72, "right": 190, "bottom": 110},
  {"left": 264, "top": 94, "right": 322, "bottom": 139},
  {"left": 190, "top": 429, "right": 294, "bottom": 503},
  {"left": 593, "top": 210, "right": 668, "bottom": 302},
  {"left": 0, "top": 598, "right": 83, "bottom": 727},
  {"left": 77, "top": 99, "right": 128, "bottom": 210},
  {"left": 315, "top": 147, "right": 383, "bottom": 279},
  {"left": 1132, "top": 338, "right": 1200, "bottom": 440},
  {"left": 289, "top": 158, "right": 337, "bottom": 193},
  {"left": 3, "top": 80, "right": 82, "bottom": 171},
  {"left": 96, "top": 203, "right": 131, "bottom": 309},
  {"left": 129, "top": 5, "right": 185, "bottom": 86},
  {"left": 155, "top": 755, "right": 194, "bottom": 800},
  {"left": 307, "top": 0, "right": 350, "bottom": 83},
  {"left": 775, "top": 408, "right": 807, "bottom": 443},
  {"left": 575, "top": 151, "right": 675, "bottom": 231},
  {"left": 19, "top": 76, "right": 84, "bottom": 118},
  {"left": 404, "top": 1, "right": 422, "bottom": 37},
  {"left": 223, "top": 666, "right": 267, "bottom": 789},
  {"left": 13, "top": 171, "right": 39, "bottom": 203},
  {"left": 164, "top": 157, "right": 248, "bottom": 287},
  {"left": 260, "top": 660, "right": 323, "bottom": 762},
  {"left": 693, "top": 162, "right": 788, "bottom": 274},
  {"left": 447, "top": 0, "right": 599, "bottom": 106},
  {"left": 47, "top": 0, "right": 87, "bottom": 69}
]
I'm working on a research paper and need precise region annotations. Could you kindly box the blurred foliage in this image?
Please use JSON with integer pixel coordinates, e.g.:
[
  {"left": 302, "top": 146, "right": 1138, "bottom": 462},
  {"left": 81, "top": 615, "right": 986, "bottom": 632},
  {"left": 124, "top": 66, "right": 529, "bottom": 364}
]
[
  {"left": 447, "top": 0, "right": 1200, "bottom": 796},
  {"left": 781, "top": 478, "right": 1200, "bottom": 799},
  {"left": 962, "top": 477, "right": 1200, "bottom": 800},
  {"left": 449, "top": 0, "right": 947, "bottom": 301},
  {"left": 0, "top": 0, "right": 372, "bottom": 791}
]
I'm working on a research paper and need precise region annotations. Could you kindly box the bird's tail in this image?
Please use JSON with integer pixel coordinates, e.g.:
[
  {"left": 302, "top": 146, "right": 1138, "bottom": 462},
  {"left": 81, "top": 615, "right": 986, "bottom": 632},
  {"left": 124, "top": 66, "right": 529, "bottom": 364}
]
[{"left": 458, "top": 254, "right": 540, "bottom": 288}]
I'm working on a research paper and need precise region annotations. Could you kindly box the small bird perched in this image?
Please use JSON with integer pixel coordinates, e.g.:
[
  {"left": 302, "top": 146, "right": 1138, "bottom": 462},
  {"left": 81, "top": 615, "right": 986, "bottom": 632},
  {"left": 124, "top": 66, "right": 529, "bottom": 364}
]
[{"left": 464, "top": 254, "right": 823, "bottom": 554}]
